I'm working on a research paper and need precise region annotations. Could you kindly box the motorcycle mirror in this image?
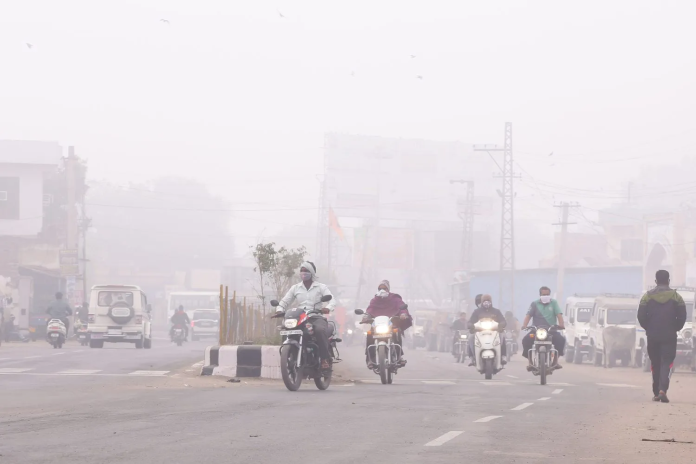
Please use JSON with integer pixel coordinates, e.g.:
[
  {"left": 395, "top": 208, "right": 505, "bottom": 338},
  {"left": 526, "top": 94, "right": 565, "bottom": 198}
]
[
  {"left": 321, "top": 295, "right": 333, "bottom": 303},
  {"left": 270, "top": 300, "right": 280, "bottom": 307},
  {"left": 354, "top": 309, "right": 365, "bottom": 315}
]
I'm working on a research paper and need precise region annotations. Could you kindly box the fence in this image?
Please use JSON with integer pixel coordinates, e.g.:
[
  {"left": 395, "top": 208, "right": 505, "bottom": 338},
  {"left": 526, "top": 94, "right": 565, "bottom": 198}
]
[{"left": 218, "top": 286, "right": 280, "bottom": 345}]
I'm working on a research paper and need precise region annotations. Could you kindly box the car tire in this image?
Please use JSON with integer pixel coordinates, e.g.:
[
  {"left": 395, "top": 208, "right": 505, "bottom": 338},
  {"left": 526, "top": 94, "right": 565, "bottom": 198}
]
[
  {"left": 144, "top": 338, "right": 152, "bottom": 349},
  {"left": 90, "top": 339, "right": 104, "bottom": 349},
  {"left": 135, "top": 338, "right": 144, "bottom": 349},
  {"left": 566, "top": 347, "right": 575, "bottom": 364}
]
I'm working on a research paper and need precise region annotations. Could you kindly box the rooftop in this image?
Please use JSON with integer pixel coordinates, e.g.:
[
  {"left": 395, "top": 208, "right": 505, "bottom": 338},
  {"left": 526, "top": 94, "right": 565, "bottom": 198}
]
[{"left": 0, "top": 140, "right": 62, "bottom": 165}]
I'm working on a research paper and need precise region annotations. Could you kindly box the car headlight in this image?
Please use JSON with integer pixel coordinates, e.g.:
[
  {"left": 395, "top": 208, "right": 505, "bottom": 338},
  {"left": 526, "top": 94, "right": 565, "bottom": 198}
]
[
  {"left": 375, "top": 324, "right": 390, "bottom": 334},
  {"left": 347, "top": 329, "right": 353, "bottom": 335},
  {"left": 536, "top": 328, "right": 548, "bottom": 341},
  {"left": 284, "top": 319, "right": 298, "bottom": 329}
]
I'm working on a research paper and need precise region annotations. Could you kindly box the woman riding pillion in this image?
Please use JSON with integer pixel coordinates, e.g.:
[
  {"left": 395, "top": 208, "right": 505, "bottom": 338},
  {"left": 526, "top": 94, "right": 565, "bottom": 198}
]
[
  {"left": 362, "top": 280, "right": 412, "bottom": 369},
  {"left": 275, "top": 262, "right": 335, "bottom": 370}
]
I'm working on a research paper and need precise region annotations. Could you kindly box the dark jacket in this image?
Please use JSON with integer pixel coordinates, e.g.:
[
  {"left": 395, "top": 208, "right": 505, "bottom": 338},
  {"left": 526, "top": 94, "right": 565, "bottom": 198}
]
[
  {"left": 366, "top": 293, "right": 412, "bottom": 330},
  {"left": 47, "top": 300, "right": 73, "bottom": 319},
  {"left": 451, "top": 318, "right": 468, "bottom": 331},
  {"left": 468, "top": 306, "right": 507, "bottom": 332},
  {"left": 637, "top": 285, "right": 687, "bottom": 341},
  {"left": 171, "top": 311, "right": 191, "bottom": 326}
]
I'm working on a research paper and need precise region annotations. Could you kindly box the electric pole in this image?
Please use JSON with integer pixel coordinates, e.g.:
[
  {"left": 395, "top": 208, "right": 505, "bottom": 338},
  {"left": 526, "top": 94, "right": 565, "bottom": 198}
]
[
  {"left": 474, "top": 122, "right": 519, "bottom": 312},
  {"left": 553, "top": 202, "right": 578, "bottom": 304},
  {"left": 451, "top": 180, "right": 476, "bottom": 271}
]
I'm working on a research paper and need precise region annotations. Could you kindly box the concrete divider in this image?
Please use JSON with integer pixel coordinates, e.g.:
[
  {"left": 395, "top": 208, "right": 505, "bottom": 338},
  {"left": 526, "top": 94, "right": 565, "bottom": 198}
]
[{"left": 201, "top": 345, "right": 282, "bottom": 379}]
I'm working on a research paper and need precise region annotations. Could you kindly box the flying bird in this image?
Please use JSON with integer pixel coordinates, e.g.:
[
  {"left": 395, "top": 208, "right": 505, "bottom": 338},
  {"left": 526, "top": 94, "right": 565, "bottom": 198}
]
[
  {"left": 160, "top": 19, "right": 170, "bottom": 24},
  {"left": 548, "top": 151, "right": 554, "bottom": 157},
  {"left": 350, "top": 71, "right": 355, "bottom": 77},
  {"left": 416, "top": 75, "right": 423, "bottom": 80},
  {"left": 410, "top": 54, "right": 416, "bottom": 58},
  {"left": 26, "top": 43, "right": 33, "bottom": 49},
  {"left": 278, "top": 10, "right": 286, "bottom": 18}
]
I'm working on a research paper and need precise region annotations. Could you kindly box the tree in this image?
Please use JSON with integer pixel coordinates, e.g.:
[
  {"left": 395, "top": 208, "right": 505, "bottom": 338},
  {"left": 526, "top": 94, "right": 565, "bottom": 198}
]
[{"left": 250, "top": 242, "right": 307, "bottom": 304}]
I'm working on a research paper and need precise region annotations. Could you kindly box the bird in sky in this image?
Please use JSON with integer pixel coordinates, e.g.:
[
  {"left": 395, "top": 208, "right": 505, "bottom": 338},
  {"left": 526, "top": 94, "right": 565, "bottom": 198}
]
[
  {"left": 416, "top": 75, "right": 423, "bottom": 80},
  {"left": 26, "top": 43, "right": 33, "bottom": 49},
  {"left": 160, "top": 19, "right": 170, "bottom": 24},
  {"left": 549, "top": 151, "right": 554, "bottom": 157},
  {"left": 350, "top": 71, "right": 355, "bottom": 77},
  {"left": 410, "top": 54, "right": 416, "bottom": 58},
  {"left": 278, "top": 10, "right": 286, "bottom": 19}
]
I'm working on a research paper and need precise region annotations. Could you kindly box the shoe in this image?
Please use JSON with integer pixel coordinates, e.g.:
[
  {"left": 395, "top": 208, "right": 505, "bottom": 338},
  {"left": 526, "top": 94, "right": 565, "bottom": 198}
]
[
  {"left": 501, "top": 359, "right": 507, "bottom": 365},
  {"left": 526, "top": 365, "right": 534, "bottom": 372},
  {"left": 555, "top": 364, "right": 563, "bottom": 369},
  {"left": 468, "top": 361, "right": 475, "bottom": 367},
  {"left": 321, "top": 360, "right": 331, "bottom": 370},
  {"left": 398, "top": 358, "right": 407, "bottom": 367},
  {"left": 652, "top": 396, "right": 661, "bottom": 402},
  {"left": 367, "top": 362, "right": 375, "bottom": 370},
  {"left": 658, "top": 392, "right": 669, "bottom": 403}
]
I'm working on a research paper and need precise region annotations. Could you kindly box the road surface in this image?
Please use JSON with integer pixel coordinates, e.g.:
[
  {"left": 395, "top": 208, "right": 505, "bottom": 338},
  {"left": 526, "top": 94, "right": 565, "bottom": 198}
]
[{"left": 1, "top": 338, "right": 694, "bottom": 463}]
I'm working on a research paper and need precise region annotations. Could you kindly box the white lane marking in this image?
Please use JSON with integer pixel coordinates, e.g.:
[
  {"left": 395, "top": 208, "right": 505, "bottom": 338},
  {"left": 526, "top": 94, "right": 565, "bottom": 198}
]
[
  {"left": 52, "top": 352, "right": 66, "bottom": 356},
  {"left": 0, "top": 368, "right": 33, "bottom": 373},
  {"left": 474, "top": 416, "right": 503, "bottom": 423},
  {"left": 191, "top": 361, "right": 205, "bottom": 368},
  {"left": 552, "top": 389, "right": 563, "bottom": 395},
  {"left": 548, "top": 383, "right": 575, "bottom": 386},
  {"left": 0, "top": 372, "right": 172, "bottom": 377},
  {"left": 596, "top": 383, "right": 639, "bottom": 388},
  {"left": 538, "top": 397, "right": 551, "bottom": 401},
  {"left": 128, "top": 370, "right": 169, "bottom": 376},
  {"left": 422, "top": 381, "right": 456, "bottom": 385},
  {"left": 74, "top": 350, "right": 84, "bottom": 353},
  {"left": 480, "top": 382, "right": 512, "bottom": 386},
  {"left": 334, "top": 384, "right": 355, "bottom": 387},
  {"left": 424, "top": 431, "right": 463, "bottom": 447},
  {"left": 511, "top": 403, "right": 533, "bottom": 411},
  {"left": 506, "top": 375, "right": 519, "bottom": 379},
  {"left": 24, "top": 356, "right": 42, "bottom": 359},
  {"left": 57, "top": 369, "right": 102, "bottom": 374}
]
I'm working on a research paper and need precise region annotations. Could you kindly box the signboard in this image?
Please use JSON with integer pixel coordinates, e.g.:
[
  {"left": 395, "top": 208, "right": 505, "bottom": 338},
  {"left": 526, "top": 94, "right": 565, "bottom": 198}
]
[{"left": 59, "top": 249, "right": 79, "bottom": 276}]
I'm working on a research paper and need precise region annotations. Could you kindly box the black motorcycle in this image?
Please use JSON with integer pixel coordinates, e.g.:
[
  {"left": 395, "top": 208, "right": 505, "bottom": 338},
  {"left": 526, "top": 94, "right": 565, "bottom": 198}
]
[
  {"left": 525, "top": 325, "right": 561, "bottom": 385},
  {"left": 271, "top": 295, "right": 340, "bottom": 392}
]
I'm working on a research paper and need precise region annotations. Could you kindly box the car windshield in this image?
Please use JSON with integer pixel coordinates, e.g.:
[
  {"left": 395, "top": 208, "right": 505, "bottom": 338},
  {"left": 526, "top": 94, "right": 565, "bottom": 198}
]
[
  {"left": 193, "top": 310, "right": 219, "bottom": 321},
  {"left": 98, "top": 291, "right": 134, "bottom": 307},
  {"left": 607, "top": 309, "right": 636, "bottom": 325},
  {"left": 576, "top": 307, "right": 592, "bottom": 323},
  {"left": 686, "top": 303, "right": 694, "bottom": 321}
]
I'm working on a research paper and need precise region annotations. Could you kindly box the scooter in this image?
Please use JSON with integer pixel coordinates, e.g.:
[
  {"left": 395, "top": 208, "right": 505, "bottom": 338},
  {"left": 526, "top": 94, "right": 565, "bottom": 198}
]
[
  {"left": 473, "top": 318, "right": 503, "bottom": 380},
  {"left": 453, "top": 330, "right": 469, "bottom": 363},
  {"left": 171, "top": 324, "right": 186, "bottom": 346},
  {"left": 46, "top": 319, "right": 67, "bottom": 349}
]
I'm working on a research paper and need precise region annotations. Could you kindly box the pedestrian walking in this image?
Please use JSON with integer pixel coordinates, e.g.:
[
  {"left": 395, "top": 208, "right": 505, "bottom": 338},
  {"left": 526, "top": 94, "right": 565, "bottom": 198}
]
[{"left": 637, "top": 270, "right": 687, "bottom": 403}]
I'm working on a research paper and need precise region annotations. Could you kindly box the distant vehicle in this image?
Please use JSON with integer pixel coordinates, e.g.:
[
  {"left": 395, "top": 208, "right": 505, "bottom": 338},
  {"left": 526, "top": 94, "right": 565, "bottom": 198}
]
[
  {"left": 525, "top": 325, "right": 562, "bottom": 385},
  {"left": 190, "top": 309, "right": 220, "bottom": 341},
  {"left": 171, "top": 324, "right": 187, "bottom": 346},
  {"left": 588, "top": 294, "right": 640, "bottom": 368},
  {"left": 167, "top": 291, "right": 219, "bottom": 321},
  {"left": 87, "top": 284, "right": 152, "bottom": 349},
  {"left": 473, "top": 318, "right": 503, "bottom": 380},
  {"left": 453, "top": 330, "right": 469, "bottom": 363},
  {"left": 46, "top": 319, "right": 67, "bottom": 349},
  {"left": 564, "top": 295, "right": 597, "bottom": 364}
]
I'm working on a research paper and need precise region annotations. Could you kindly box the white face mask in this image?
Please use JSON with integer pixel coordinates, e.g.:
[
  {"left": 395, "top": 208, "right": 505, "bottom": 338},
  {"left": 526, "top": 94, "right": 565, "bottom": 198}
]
[
  {"left": 482, "top": 301, "right": 492, "bottom": 309},
  {"left": 540, "top": 295, "right": 552, "bottom": 304},
  {"left": 377, "top": 289, "right": 389, "bottom": 298}
]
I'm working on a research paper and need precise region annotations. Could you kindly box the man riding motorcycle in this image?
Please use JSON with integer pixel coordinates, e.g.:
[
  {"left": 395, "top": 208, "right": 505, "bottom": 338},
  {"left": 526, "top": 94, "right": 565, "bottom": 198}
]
[
  {"left": 467, "top": 294, "right": 508, "bottom": 366},
  {"left": 46, "top": 292, "right": 73, "bottom": 334},
  {"left": 450, "top": 311, "right": 468, "bottom": 356},
  {"left": 362, "top": 280, "right": 412, "bottom": 369},
  {"left": 276, "top": 262, "right": 335, "bottom": 370},
  {"left": 170, "top": 305, "right": 191, "bottom": 340},
  {"left": 521, "top": 286, "right": 566, "bottom": 369}
]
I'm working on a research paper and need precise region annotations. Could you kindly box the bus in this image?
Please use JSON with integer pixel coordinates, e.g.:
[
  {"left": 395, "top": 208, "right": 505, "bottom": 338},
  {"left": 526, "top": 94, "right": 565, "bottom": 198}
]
[{"left": 167, "top": 291, "right": 219, "bottom": 321}]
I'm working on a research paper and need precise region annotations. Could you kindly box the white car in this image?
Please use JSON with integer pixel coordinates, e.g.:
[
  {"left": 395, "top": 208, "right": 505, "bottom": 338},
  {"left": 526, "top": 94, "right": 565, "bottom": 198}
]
[
  {"left": 87, "top": 284, "right": 152, "bottom": 349},
  {"left": 588, "top": 293, "right": 640, "bottom": 367},
  {"left": 563, "top": 295, "right": 596, "bottom": 364},
  {"left": 190, "top": 309, "right": 220, "bottom": 341}
]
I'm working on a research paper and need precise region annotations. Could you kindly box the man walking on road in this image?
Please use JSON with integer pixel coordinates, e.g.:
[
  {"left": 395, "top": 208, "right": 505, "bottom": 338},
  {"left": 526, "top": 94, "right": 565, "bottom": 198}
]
[{"left": 637, "top": 270, "right": 687, "bottom": 403}]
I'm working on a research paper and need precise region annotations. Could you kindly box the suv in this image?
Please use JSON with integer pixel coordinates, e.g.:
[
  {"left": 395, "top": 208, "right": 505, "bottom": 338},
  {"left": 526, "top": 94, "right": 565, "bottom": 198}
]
[
  {"left": 87, "top": 284, "right": 152, "bottom": 349},
  {"left": 190, "top": 309, "right": 219, "bottom": 341},
  {"left": 563, "top": 295, "right": 596, "bottom": 364}
]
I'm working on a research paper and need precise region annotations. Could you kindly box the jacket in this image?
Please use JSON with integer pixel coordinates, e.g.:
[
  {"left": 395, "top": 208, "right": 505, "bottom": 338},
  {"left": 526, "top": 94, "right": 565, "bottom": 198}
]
[
  {"left": 637, "top": 285, "right": 687, "bottom": 341},
  {"left": 171, "top": 311, "right": 191, "bottom": 326},
  {"left": 468, "top": 307, "right": 507, "bottom": 332},
  {"left": 47, "top": 300, "right": 73, "bottom": 319},
  {"left": 366, "top": 293, "right": 412, "bottom": 330},
  {"left": 277, "top": 281, "right": 336, "bottom": 313}
]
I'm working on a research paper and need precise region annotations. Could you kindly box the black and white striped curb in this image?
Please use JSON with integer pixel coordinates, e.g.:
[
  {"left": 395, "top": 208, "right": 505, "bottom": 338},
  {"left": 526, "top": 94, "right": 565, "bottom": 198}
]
[{"left": 201, "top": 345, "right": 281, "bottom": 379}]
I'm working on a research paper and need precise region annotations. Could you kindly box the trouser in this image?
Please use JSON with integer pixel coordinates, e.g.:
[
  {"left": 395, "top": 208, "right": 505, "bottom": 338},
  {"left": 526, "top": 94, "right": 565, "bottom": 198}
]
[
  {"left": 309, "top": 316, "right": 331, "bottom": 362},
  {"left": 647, "top": 337, "right": 677, "bottom": 395},
  {"left": 521, "top": 332, "right": 565, "bottom": 359},
  {"left": 468, "top": 332, "right": 506, "bottom": 361}
]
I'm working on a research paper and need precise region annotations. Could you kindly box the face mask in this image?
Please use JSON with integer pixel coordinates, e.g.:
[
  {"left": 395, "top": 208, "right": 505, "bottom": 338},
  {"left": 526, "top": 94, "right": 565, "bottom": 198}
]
[
  {"left": 540, "top": 295, "right": 551, "bottom": 304},
  {"left": 300, "top": 272, "right": 312, "bottom": 282},
  {"left": 377, "top": 289, "right": 389, "bottom": 298},
  {"left": 482, "top": 301, "right": 491, "bottom": 309}
]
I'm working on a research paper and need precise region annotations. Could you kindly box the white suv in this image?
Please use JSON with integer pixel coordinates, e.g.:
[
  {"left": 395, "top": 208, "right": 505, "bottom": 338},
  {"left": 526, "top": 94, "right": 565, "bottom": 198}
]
[
  {"left": 190, "top": 309, "right": 219, "bottom": 341},
  {"left": 87, "top": 284, "right": 152, "bottom": 349}
]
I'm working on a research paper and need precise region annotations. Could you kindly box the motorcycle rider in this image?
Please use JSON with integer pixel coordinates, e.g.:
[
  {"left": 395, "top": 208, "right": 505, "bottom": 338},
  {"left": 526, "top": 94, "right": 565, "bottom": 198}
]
[
  {"left": 170, "top": 305, "right": 191, "bottom": 340},
  {"left": 521, "top": 286, "right": 566, "bottom": 369},
  {"left": 467, "top": 294, "right": 508, "bottom": 366},
  {"left": 466, "top": 294, "right": 483, "bottom": 365},
  {"left": 276, "top": 262, "right": 335, "bottom": 370},
  {"left": 450, "top": 312, "right": 468, "bottom": 357},
  {"left": 362, "top": 280, "right": 412, "bottom": 369},
  {"left": 46, "top": 292, "right": 73, "bottom": 334}
]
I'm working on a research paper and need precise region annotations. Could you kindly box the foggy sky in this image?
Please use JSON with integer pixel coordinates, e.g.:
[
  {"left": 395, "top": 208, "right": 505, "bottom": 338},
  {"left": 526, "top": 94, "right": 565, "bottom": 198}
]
[{"left": 2, "top": 0, "right": 695, "bottom": 250}]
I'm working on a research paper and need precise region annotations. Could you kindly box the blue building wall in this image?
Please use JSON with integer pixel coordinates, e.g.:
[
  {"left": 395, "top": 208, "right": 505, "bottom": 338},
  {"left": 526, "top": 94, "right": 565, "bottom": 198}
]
[{"left": 469, "top": 266, "right": 643, "bottom": 319}]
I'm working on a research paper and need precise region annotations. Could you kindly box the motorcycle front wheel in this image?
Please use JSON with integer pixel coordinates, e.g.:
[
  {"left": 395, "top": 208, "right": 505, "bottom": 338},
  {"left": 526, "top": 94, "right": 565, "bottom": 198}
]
[
  {"left": 539, "top": 351, "right": 547, "bottom": 385},
  {"left": 484, "top": 358, "right": 494, "bottom": 380},
  {"left": 378, "top": 345, "right": 390, "bottom": 385},
  {"left": 280, "top": 344, "right": 303, "bottom": 391}
]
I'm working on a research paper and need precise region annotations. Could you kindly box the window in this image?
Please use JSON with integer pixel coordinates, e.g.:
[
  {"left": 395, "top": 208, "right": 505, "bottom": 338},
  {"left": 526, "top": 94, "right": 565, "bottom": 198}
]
[
  {"left": 98, "top": 291, "right": 134, "bottom": 306},
  {"left": 621, "top": 239, "right": 643, "bottom": 261},
  {"left": 0, "top": 177, "right": 20, "bottom": 219},
  {"left": 0, "top": 191, "right": 7, "bottom": 201},
  {"left": 577, "top": 307, "right": 592, "bottom": 322}
]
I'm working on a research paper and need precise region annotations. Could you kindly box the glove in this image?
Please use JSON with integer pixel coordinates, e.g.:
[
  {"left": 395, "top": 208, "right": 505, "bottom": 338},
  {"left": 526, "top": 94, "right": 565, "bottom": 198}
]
[{"left": 275, "top": 308, "right": 284, "bottom": 313}]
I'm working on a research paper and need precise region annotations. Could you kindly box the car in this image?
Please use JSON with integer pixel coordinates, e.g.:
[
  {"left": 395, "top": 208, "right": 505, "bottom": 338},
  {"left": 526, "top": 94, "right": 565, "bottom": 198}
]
[
  {"left": 588, "top": 293, "right": 640, "bottom": 367},
  {"left": 190, "top": 309, "right": 220, "bottom": 341},
  {"left": 87, "top": 284, "right": 152, "bottom": 349},
  {"left": 563, "top": 294, "right": 596, "bottom": 364}
]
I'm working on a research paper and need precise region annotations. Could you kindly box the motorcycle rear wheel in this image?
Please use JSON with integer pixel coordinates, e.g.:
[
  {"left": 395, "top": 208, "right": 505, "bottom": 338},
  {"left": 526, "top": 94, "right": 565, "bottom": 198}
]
[
  {"left": 539, "top": 351, "right": 547, "bottom": 385},
  {"left": 314, "top": 368, "right": 332, "bottom": 390},
  {"left": 281, "top": 344, "right": 303, "bottom": 391}
]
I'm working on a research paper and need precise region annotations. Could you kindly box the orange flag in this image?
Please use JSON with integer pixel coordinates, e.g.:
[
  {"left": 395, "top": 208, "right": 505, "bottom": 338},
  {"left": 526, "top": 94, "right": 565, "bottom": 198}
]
[{"left": 329, "top": 208, "right": 345, "bottom": 241}]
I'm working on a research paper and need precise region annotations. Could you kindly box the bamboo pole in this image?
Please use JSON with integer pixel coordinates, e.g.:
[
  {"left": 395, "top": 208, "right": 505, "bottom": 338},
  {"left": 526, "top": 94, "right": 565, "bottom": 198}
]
[
  {"left": 224, "top": 286, "right": 229, "bottom": 344},
  {"left": 218, "top": 284, "right": 224, "bottom": 345}
]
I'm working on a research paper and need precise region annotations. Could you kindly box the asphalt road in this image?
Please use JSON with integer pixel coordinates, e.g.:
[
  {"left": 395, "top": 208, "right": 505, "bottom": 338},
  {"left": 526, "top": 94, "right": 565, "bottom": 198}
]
[{"left": 1, "top": 338, "right": 694, "bottom": 464}]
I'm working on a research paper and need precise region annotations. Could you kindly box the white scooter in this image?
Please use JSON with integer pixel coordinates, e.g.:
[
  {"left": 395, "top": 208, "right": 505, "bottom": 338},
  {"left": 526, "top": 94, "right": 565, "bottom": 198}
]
[
  {"left": 473, "top": 318, "right": 503, "bottom": 380},
  {"left": 46, "top": 319, "right": 67, "bottom": 349}
]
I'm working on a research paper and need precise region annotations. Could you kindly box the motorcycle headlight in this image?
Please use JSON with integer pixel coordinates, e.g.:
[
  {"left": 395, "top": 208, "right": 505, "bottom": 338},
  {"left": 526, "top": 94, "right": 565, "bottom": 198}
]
[
  {"left": 347, "top": 329, "right": 353, "bottom": 335},
  {"left": 284, "top": 319, "right": 298, "bottom": 329},
  {"left": 536, "top": 328, "right": 548, "bottom": 341},
  {"left": 375, "top": 324, "right": 390, "bottom": 334},
  {"left": 460, "top": 334, "right": 468, "bottom": 340}
]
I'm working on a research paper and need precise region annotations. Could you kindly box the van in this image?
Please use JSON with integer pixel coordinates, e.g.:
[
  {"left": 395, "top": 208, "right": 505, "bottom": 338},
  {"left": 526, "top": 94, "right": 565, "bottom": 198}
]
[
  {"left": 190, "top": 309, "right": 220, "bottom": 341},
  {"left": 588, "top": 294, "right": 640, "bottom": 367},
  {"left": 563, "top": 295, "right": 596, "bottom": 364},
  {"left": 87, "top": 284, "right": 152, "bottom": 349}
]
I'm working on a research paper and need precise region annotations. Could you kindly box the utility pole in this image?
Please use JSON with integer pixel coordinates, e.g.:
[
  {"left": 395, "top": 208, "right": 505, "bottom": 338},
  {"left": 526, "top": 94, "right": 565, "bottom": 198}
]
[
  {"left": 451, "top": 180, "right": 476, "bottom": 271},
  {"left": 474, "top": 122, "right": 519, "bottom": 312},
  {"left": 553, "top": 202, "right": 578, "bottom": 304}
]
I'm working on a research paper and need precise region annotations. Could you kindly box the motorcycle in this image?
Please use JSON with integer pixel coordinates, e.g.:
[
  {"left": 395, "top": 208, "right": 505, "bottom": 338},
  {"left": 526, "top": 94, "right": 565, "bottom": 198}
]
[
  {"left": 504, "top": 330, "right": 518, "bottom": 363},
  {"left": 271, "top": 295, "right": 339, "bottom": 392},
  {"left": 525, "top": 325, "right": 561, "bottom": 385},
  {"left": 46, "top": 319, "right": 67, "bottom": 349},
  {"left": 171, "top": 324, "right": 186, "bottom": 346},
  {"left": 453, "top": 330, "right": 469, "bottom": 363},
  {"left": 355, "top": 307, "right": 407, "bottom": 385},
  {"left": 75, "top": 321, "right": 90, "bottom": 346},
  {"left": 473, "top": 318, "right": 503, "bottom": 380}
]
